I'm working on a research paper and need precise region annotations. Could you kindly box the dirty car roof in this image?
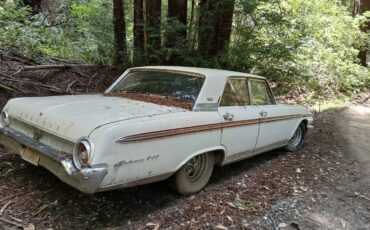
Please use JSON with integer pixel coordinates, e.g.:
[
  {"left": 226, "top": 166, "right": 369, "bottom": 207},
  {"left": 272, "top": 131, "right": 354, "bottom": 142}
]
[{"left": 129, "top": 66, "right": 266, "bottom": 80}]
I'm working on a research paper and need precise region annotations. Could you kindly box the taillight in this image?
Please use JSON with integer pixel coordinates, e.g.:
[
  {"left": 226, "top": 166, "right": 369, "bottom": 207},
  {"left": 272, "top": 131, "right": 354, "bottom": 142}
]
[{"left": 73, "top": 138, "right": 92, "bottom": 168}]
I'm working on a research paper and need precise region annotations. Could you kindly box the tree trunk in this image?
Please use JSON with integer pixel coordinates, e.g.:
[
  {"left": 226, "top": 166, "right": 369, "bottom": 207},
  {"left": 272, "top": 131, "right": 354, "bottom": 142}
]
[
  {"left": 353, "top": 0, "right": 370, "bottom": 66},
  {"left": 134, "top": 0, "right": 144, "bottom": 65},
  {"left": 113, "top": 0, "right": 127, "bottom": 65},
  {"left": 168, "top": 0, "right": 187, "bottom": 44},
  {"left": 22, "top": 0, "right": 42, "bottom": 14},
  {"left": 165, "top": 0, "right": 188, "bottom": 64},
  {"left": 145, "top": 0, "right": 162, "bottom": 63},
  {"left": 198, "top": 0, "right": 235, "bottom": 58}
]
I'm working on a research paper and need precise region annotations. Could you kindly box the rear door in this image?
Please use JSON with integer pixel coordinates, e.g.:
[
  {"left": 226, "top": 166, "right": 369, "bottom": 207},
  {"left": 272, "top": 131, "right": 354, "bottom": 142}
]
[
  {"left": 249, "top": 79, "right": 295, "bottom": 153},
  {"left": 218, "top": 78, "right": 260, "bottom": 163}
]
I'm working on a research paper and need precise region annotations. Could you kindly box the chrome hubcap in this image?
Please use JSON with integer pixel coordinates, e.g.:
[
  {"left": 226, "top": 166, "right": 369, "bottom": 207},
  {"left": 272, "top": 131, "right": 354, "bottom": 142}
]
[
  {"left": 289, "top": 127, "right": 302, "bottom": 148},
  {"left": 185, "top": 155, "right": 207, "bottom": 182}
]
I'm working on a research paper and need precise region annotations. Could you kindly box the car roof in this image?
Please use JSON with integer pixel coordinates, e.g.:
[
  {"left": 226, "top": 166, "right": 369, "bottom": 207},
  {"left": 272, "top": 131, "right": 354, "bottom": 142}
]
[{"left": 129, "top": 66, "right": 266, "bottom": 80}]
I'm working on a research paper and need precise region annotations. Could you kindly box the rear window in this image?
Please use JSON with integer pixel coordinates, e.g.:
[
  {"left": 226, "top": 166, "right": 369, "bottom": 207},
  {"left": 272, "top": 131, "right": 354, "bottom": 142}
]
[{"left": 107, "top": 71, "right": 205, "bottom": 110}]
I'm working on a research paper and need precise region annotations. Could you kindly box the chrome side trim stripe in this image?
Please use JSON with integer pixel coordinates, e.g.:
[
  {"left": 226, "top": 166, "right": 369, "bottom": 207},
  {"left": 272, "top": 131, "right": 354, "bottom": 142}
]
[{"left": 117, "top": 114, "right": 309, "bottom": 143}]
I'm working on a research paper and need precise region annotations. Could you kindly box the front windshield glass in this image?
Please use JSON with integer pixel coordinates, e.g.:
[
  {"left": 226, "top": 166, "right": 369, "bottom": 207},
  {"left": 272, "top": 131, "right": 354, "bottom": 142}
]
[{"left": 109, "top": 71, "right": 205, "bottom": 109}]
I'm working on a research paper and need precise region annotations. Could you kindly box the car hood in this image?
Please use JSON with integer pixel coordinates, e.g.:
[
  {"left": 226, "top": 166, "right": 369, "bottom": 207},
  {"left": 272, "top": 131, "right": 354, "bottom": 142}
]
[{"left": 4, "top": 94, "right": 186, "bottom": 141}]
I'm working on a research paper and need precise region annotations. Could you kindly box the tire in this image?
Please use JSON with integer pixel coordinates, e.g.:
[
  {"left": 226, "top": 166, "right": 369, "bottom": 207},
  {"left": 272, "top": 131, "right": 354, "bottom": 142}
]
[
  {"left": 169, "top": 152, "right": 214, "bottom": 195},
  {"left": 284, "top": 122, "right": 307, "bottom": 152}
]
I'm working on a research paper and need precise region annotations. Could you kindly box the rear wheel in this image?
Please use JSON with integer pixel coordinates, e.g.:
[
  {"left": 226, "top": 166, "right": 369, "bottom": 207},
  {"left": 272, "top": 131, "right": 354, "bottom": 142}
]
[
  {"left": 169, "top": 152, "right": 214, "bottom": 195},
  {"left": 284, "top": 123, "right": 306, "bottom": 152}
]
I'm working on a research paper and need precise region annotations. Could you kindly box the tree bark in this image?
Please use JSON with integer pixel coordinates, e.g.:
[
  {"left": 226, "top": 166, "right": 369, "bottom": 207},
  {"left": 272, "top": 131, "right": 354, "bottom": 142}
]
[
  {"left": 145, "top": 0, "right": 162, "bottom": 64},
  {"left": 22, "top": 0, "right": 42, "bottom": 14},
  {"left": 168, "top": 0, "right": 187, "bottom": 44},
  {"left": 134, "top": 0, "right": 144, "bottom": 65},
  {"left": 198, "top": 0, "right": 235, "bottom": 58},
  {"left": 113, "top": 0, "right": 127, "bottom": 65},
  {"left": 165, "top": 0, "right": 188, "bottom": 64},
  {"left": 353, "top": 0, "right": 370, "bottom": 66}
]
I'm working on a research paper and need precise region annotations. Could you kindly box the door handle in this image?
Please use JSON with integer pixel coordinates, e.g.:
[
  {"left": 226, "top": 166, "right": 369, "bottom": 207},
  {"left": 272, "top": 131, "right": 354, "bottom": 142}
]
[
  {"left": 260, "top": 111, "right": 268, "bottom": 117},
  {"left": 223, "top": 112, "right": 234, "bottom": 121}
]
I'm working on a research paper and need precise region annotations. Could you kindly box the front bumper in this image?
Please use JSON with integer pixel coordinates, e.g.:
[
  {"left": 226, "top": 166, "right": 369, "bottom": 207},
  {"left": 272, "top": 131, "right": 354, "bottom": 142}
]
[{"left": 0, "top": 127, "right": 107, "bottom": 194}]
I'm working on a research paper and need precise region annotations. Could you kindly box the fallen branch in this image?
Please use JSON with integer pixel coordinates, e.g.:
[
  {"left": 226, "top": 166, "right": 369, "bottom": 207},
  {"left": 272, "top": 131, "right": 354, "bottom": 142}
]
[
  {"left": 22, "top": 64, "right": 96, "bottom": 71},
  {"left": 0, "top": 201, "right": 12, "bottom": 216},
  {"left": 0, "top": 83, "right": 14, "bottom": 91},
  {"left": 3, "top": 54, "right": 34, "bottom": 65},
  {"left": 355, "top": 192, "right": 370, "bottom": 201},
  {"left": 0, "top": 217, "right": 27, "bottom": 228},
  {"left": 32, "top": 200, "right": 58, "bottom": 216},
  {"left": 66, "top": 80, "right": 77, "bottom": 94},
  {"left": 0, "top": 76, "right": 66, "bottom": 93},
  {"left": 0, "top": 195, "right": 14, "bottom": 204},
  {"left": 49, "top": 57, "right": 83, "bottom": 64}
]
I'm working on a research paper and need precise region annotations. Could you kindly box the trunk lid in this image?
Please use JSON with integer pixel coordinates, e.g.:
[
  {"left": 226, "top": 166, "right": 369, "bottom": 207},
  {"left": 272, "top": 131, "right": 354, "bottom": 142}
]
[{"left": 5, "top": 94, "right": 186, "bottom": 141}]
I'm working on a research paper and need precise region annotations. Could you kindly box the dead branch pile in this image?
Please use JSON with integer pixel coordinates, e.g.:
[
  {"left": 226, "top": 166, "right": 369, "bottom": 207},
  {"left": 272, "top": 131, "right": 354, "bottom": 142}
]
[{"left": 0, "top": 51, "right": 120, "bottom": 108}]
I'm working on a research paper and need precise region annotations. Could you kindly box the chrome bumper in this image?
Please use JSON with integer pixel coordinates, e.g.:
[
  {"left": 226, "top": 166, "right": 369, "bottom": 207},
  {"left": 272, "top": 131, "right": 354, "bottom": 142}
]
[{"left": 0, "top": 127, "right": 107, "bottom": 194}]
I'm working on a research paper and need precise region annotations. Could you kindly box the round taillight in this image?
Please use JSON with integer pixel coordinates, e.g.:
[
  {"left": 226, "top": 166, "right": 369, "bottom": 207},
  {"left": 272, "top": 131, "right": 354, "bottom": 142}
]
[
  {"left": 73, "top": 138, "right": 92, "bottom": 169},
  {"left": 78, "top": 143, "right": 89, "bottom": 165},
  {"left": 0, "top": 110, "right": 10, "bottom": 128}
]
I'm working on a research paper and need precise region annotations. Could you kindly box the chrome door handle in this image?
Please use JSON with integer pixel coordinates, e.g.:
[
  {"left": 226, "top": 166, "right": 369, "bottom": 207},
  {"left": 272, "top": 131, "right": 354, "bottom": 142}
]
[
  {"left": 260, "top": 111, "right": 268, "bottom": 117},
  {"left": 223, "top": 112, "right": 234, "bottom": 121}
]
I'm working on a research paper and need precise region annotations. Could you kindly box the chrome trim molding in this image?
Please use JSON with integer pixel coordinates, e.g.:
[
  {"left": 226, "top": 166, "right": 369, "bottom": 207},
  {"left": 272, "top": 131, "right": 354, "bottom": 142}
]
[
  {"left": 0, "top": 127, "right": 107, "bottom": 194},
  {"left": 194, "top": 103, "right": 219, "bottom": 111},
  {"left": 117, "top": 114, "right": 307, "bottom": 144}
]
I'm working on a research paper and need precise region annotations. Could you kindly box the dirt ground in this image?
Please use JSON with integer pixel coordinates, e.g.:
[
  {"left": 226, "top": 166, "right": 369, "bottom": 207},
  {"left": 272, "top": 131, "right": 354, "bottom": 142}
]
[{"left": 1, "top": 54, "right": 370, "bottom": 229}]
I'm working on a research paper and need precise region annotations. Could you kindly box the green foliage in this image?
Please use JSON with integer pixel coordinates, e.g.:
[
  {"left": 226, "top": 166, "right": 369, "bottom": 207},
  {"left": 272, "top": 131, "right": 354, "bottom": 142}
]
[
  {"left": 227, "top": 0, "right": 370, "bottom": 97},
  {"left": 0, "top": 1, "right": 114, "bottom": 64},
  {"left": 0, "top": 3, "right": 44, "bottom": 58}
]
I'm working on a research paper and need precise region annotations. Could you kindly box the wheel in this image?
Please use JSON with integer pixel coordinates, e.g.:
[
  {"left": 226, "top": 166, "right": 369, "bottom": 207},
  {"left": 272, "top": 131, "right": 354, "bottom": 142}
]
[
  {"left": 169, "top": 152, "right": 214, "bottom": 195},
  {"left": 284, "top": 123, "right": 307, "bottom": 152}
]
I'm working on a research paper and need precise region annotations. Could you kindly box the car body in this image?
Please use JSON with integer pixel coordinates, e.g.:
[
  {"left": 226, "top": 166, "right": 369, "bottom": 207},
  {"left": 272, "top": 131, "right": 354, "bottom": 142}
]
[{"left": 0, "top": 66, "right": 313, "bottom": 194}]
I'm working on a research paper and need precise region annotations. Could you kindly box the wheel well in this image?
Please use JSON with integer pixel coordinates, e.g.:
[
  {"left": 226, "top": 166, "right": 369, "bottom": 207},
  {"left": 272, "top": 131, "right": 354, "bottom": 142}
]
[
  {"left": 212, "top": 149, "right": 226, "bottom": 166},
  {"left": 301, "top": 119, "right": 308, "bottom": 131}
]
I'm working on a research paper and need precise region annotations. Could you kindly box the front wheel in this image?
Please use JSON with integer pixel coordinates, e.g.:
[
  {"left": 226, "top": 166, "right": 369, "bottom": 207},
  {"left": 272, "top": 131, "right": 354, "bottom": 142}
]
[
  {"left": 169, "top": 152, "right": 214, "bottom": 195},
  {"left": 284, "top": 123, "right": 307, "bottom": 152}
]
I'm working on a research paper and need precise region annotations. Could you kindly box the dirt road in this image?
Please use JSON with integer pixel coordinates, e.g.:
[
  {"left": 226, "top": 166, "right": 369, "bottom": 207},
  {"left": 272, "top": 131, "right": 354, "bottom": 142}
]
[
  {"left": 0, "top": 100, "right": 369, "bottom": 229},
  {"left": 339, "top": 101, "right": 370, "bottom": 173},
  {"left": 262, "top": 101, "right": 370, "bottom": 230}
]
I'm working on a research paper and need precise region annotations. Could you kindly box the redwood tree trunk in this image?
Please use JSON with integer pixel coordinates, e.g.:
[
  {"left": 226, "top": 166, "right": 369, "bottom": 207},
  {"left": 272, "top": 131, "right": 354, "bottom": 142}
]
[
  {"left": 168, "top": 0, "right": 187, "bottom": 44},
  {"left": 145, "top": 0, "right": 162, "bottom": 63},
  {"left": 113, "top": 0, "right": 127, "bottom": 65},
  {"left": 354, "top": 0, "right": 370, "bottom": 66},
  {"left": 134, "top": 0, "right": 144, "bottom": 65},
  {"left": 198, "top": 0, "right": 235, "bottom": 58},
  {"left": 165, "top": 0, "right": 188, "bottom": 64}
]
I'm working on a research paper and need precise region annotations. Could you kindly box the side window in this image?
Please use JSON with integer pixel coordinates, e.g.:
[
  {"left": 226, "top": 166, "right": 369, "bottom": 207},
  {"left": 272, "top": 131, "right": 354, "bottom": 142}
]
[
  {"left": 250, "top": 80, "right": 273, "bottom": 105},
  {"left": 220, "top": 78, "right": 250, "bottom": 106}
]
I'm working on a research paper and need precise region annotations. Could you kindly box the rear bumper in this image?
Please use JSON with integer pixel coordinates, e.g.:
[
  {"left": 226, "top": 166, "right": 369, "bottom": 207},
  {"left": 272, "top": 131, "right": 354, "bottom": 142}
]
[{"left": 0, "top": 127, "right": 107, "bottom": 194}]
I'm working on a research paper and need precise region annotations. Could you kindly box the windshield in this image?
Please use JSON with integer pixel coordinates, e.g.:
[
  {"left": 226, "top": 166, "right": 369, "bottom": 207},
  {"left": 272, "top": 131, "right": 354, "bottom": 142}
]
[{"left": 109, "top": 71, "right": 205, "bottom": 109}]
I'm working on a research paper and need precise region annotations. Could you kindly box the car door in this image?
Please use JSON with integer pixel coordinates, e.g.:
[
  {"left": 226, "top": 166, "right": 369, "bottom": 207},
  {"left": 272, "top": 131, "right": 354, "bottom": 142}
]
[
  {"left": 218, "top": 77, "right": 260, "bottom": 163},
  {"left": 249, "top": 79, "right": 295, "bottom": 153}
]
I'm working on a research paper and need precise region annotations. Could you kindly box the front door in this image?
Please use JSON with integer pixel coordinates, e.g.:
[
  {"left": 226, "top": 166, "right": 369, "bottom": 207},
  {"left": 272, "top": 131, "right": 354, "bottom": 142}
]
[{"left": 218, "top": 78, "right": 260, "bottom": 163}]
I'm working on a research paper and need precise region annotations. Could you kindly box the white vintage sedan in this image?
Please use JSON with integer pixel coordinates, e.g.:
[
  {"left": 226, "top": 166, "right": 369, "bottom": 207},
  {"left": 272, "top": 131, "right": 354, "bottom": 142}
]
[{"left": 0, "top": 66, "right": 313, "bottom": 194}]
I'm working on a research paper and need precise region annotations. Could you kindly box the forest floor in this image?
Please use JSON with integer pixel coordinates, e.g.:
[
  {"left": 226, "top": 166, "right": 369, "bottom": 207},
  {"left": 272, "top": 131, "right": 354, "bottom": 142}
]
[{"left": 0, "top": 52, "right": 370, "bottom": 229}]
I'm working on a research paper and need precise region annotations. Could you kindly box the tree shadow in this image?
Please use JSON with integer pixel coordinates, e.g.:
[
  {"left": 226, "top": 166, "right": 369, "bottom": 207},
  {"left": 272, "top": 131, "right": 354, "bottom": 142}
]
[{"left": 0, "top": 147, "right": 288, "bottom": 229}]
